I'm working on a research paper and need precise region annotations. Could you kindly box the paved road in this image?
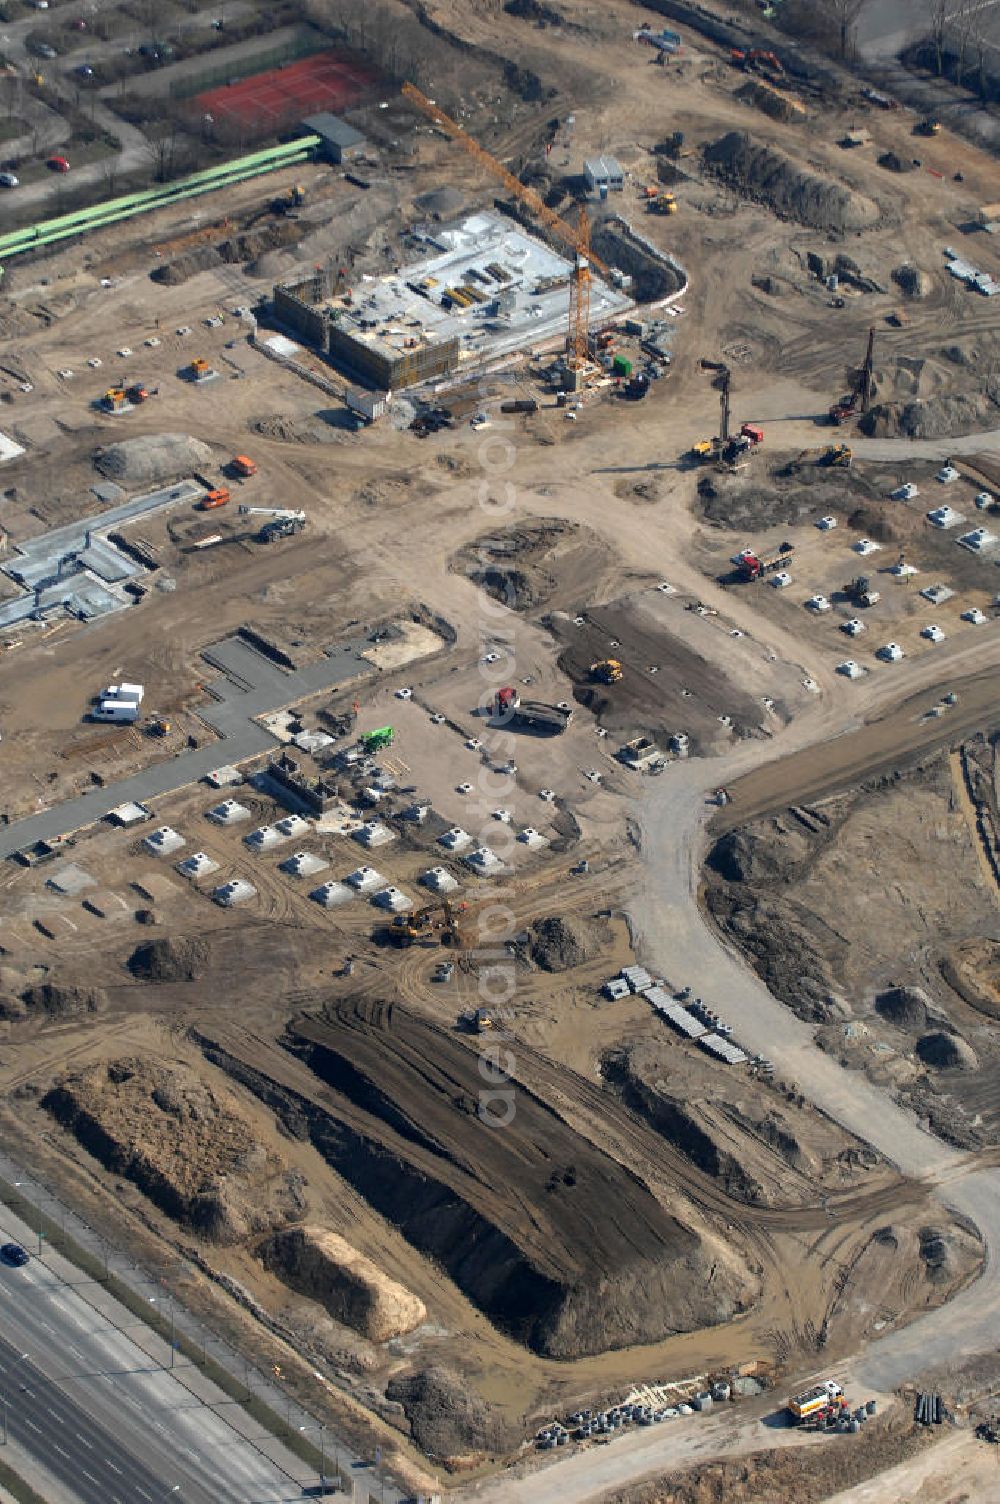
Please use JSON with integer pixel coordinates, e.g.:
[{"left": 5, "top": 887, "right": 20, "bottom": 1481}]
[
  {"left": 0, "top": 1332, "right": 170, "bottom": 1504},
  {"left": 0, "top": 1213, "right": 311, "bottom": 1503},
  {"left": 0, "top": 634, "right": 373, "bottom": 860}
]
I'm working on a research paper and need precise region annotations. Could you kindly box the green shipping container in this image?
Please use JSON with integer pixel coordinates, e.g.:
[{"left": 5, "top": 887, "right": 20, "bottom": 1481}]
[{"left": 612, "top": 356, "right": 633, "bottom": 377}]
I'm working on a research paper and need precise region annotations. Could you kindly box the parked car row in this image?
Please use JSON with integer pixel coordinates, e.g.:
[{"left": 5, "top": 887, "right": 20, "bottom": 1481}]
[{"left": 0, "top": 156, "right": 71, "bottom": 189}]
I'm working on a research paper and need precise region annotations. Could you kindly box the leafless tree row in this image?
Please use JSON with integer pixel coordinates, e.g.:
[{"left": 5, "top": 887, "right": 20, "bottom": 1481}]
[
  {"left": 928, "top": 0, "right": 999, "bottom": 93},
  {"left": 304, "top": 0, "right": 468, "bottom": 101}
]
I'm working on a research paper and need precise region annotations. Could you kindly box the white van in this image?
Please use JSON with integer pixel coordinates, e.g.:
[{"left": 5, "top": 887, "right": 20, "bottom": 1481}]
[
  {"left": 102, "top": 682, "right": 144, "bottom": 703},
  {"left": 92, "top": 700, "right": 139, "bottom": 723}
]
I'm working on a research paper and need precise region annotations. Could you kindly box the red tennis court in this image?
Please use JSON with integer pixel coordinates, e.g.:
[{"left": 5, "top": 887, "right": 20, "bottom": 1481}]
[{"left": 195, "top": 49, "right": 376, "bottom": 131}]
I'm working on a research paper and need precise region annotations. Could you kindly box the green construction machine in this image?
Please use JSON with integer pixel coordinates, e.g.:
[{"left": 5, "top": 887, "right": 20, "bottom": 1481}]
[{"left": 360, "top": 726, "right": 394, "bottom": 753}]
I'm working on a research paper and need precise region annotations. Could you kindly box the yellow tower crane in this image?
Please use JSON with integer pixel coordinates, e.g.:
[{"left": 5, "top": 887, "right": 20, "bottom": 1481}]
[{"left": 401, "top": 82, "right": 608, "bottom": 375}]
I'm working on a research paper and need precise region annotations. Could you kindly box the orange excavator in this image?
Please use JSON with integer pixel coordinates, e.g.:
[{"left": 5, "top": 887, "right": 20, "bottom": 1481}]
[{"left": 730, "top": 48, "right": 784, "bottom": 81}]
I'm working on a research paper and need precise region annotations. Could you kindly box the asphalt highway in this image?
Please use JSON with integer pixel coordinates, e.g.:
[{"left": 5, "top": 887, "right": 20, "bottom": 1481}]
[
  {"left": 0, "top": 1241, "right": 308, "bottom": 1503},
  {"left": 0, "top": 1331, "right": 170, "bottom": 1504}
]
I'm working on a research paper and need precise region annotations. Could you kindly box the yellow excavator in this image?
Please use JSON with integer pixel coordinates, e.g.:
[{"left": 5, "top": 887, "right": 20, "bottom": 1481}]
[
  {"left": 272, "top": 183, "right": 305, "bottom": 215},
  {"left": 590, "top": 659, "right": 623, "bottom": 684},
  {"left": 385, "top": 899, "right": 471, "bottom": 947}
]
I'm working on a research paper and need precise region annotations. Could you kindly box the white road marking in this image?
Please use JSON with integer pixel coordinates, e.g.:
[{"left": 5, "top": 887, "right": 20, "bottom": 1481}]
[{"left": 75, "top": 1430, "right": 93, "bottom": 1448}]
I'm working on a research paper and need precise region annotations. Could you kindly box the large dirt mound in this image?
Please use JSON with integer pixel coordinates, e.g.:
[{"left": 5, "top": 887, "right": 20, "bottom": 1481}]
[
  {"left": 95, "top": 433, "right": 214, "bottom": 486},
  {"left": 703, "top": 131, "right": 879, "bottom": 232},
  {"left": 708, "top": 824, "right": 812, "bottom": 883},
  {"left": 127, "top": 936, "right": 208, "bottom": 983},
  {"left": 261, "top": 1226, "right": 426, "bottom": 1341},
  {"left": 892, "top": 263, "right": 932, "bottom": 297},
  {"left": 20, "top": 980, "right": 105, "bottom": 1016},
  {"left": 453, "top": 519, "right": 613, "bottom": 615},
  {"left": 43, "top": 1058, "right": 303, "bottom": 1243},
  {"left": 915, "top": 1031, "right": 978, "bottom": 1071},
  {"left": 606, "top": 1053, "right": 765, "bottom": 1202},
  {"left": 706, "top": 892, "right": 840, "bottom": 1022},
  {"left": 278, "top": 999, "right": 752, "bottom": 1357},
  {"left": 874, "top": 985, "right": 930, "bottom": 1032},
  {"left": 860, "top": 393, "right": 999, "bottom": 438},
  {"left": 526, "top": 914, "right": 601, "bottom": 971},
  {"left": 386, "top": 1365, "right": 518, "bottom": 1464}
]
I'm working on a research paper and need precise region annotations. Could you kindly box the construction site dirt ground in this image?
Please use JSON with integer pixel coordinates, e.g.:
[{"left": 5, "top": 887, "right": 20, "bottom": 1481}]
[{"left": 3, "top": 0, "right": 1000, "bottom": 1496}]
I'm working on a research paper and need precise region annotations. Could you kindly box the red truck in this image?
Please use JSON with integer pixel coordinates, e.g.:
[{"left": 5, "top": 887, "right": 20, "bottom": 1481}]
[{"left": 737, "top": 543, "right": 793, "bottom": 581}]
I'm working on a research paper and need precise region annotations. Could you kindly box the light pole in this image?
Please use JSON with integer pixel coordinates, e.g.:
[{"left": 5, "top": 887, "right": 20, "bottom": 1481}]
[
  {"left": 149, "top": 1296, "right": 175, "bottom": 1367},
  {"left": 13, "top": 1179, "right": 43, "bottom": 1256},
  {"left": 298, "top": 1422, "right": 328, "bottom": 1493}
]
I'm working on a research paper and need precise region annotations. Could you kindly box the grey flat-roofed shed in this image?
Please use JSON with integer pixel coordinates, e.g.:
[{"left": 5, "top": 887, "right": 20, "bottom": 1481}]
[{"left": 302, "top": 113, "right": 367, "bottom": 163}]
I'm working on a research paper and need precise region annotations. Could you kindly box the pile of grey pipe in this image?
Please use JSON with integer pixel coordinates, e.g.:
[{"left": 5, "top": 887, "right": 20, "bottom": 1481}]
[{"left": 915, "top": 1392, "right": 943, "bottom": 1425}]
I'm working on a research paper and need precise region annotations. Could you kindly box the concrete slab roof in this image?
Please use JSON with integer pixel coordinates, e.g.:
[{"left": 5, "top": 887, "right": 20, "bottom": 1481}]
[{"left": 326, "top": 210, "right": 632, "bottom": 369}]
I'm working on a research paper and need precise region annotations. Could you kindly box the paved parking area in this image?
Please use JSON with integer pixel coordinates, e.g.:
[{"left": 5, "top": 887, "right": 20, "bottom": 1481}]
[{"left": 0, "top": 633, "right": 373, "bottom": 860}]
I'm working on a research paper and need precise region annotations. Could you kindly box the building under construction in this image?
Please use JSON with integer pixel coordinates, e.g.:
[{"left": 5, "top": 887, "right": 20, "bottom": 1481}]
[{"left": 273, "top": 211, "right": 633, "bottom": 390}]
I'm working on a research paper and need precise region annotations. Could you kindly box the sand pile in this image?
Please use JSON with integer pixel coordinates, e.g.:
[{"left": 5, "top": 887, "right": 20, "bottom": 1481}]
[{"left": 262, "top": 1226, "right": 426, "bottom": 1341}]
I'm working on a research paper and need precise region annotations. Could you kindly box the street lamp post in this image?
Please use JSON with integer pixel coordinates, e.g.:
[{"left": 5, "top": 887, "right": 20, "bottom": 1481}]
[
  {"left": 298, "top": 1421, "right": 329, "bottom": 1494},
  {"left": 149, "top": 1296, "right": 175, "bottom": 1368}
]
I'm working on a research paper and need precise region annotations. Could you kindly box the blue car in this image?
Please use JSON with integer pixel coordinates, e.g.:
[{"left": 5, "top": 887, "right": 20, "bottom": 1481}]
[{"left": 0, "top": 1243, "right": 29, "bottom": 1267}]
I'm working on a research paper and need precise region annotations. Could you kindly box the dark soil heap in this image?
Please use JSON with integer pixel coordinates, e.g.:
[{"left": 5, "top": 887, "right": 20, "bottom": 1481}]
[
  {"left": 283, "top": 999, "right": 752, "bottom": 1357},
  {"left": 874, "top": 985, "right": 929, "bottom": 1032},
  {"left": 526, "top": 914, "right": 601, "bottom": 971},
  {"left": 127, "top": 936, "right": 208, "bottom": 984},
  {"left": 703, "top": 131, "right": 879, "bottom": 232},
  {"left": 20, "top": 980, "right": 106, "bottom": 1016},
  {"left": 387, "top": 1365, "right": 519, "bottom": 1462},
  {"left": 916, "top": 1031, "right": 978, "bottom": 1070}
]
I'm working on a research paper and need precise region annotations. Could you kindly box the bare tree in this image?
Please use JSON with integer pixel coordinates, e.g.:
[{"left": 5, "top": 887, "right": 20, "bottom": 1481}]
[
  {"left": 951, "top": 0, "right": 980, "bottom": 87},
  {"left": 928, "top": 0, "right": 950, "bottom": 75},
  {"left": 827, "top": 0, "right": 871, "bottom": 59}
]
